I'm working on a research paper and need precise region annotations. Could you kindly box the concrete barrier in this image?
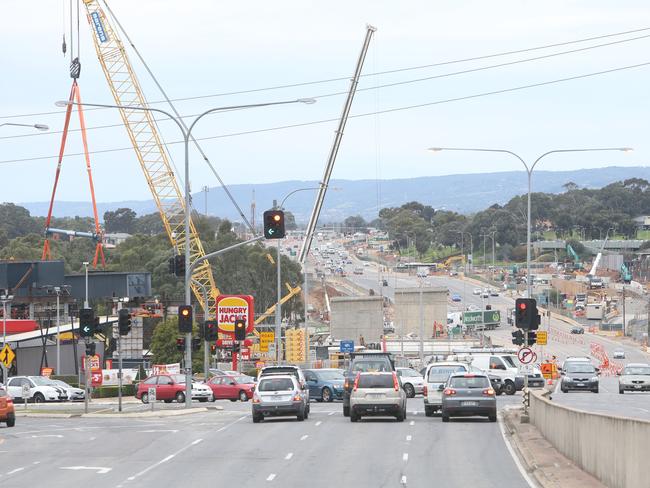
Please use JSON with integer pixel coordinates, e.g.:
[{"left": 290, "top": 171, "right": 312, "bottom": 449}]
[{"left": 530, "top": 390, "right": 650, "bottom": 488}]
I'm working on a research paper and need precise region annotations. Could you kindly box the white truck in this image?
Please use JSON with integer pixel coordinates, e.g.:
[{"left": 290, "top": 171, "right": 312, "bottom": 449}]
[
  {"left": 586, "top": 302, "right": 604, "bottom": 320},
  {"left": 416, "top": 266, "right": 429, "bottom": 278}
]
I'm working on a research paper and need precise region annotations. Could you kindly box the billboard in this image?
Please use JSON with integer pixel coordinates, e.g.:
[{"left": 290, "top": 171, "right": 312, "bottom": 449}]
[{"left": 216, "top": 295, "right": 255, "bottom": 336}]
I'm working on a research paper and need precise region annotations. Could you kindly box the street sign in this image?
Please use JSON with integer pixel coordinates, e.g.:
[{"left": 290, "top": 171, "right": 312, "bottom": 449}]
[
  {"left": 21, "top": 383, "right": 30, "bottom": 398},
  {"left": 517, "top": 347, "right": 536, "bottom": 364},
  {"left": 148, "top": 387, "right": 156, "bottom": 402},
  {"left": 82, "top": 354, "right": 101, "bottom": 371},
  {"left": 0, "top": 344, "right": 15, "bottom": 368},
  {"left": 41, "top": 367, "right": 54, "bottom": 377},
  {"left": 216, "top": 295, "right": 255, "bottom": 336},
  {"left": 536, "top": 331, "right": 548, "bottom": 346},
  {"left": 340, "top": 340, "right": 354, "bottom": 353},
  {"left": 259, "top": 331, "right": 275, "bottom": 352},
  {"left": 519, "top": 364, "right": 534, "bottom": 374},
  {"left": 483, "top": 310, "right": 501, "bottom": 324}
]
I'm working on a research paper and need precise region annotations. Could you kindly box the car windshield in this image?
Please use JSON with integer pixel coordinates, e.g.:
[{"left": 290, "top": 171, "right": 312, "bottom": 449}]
[
  {"left": 233, "top": 375, "right": 255, "bottom": 384},
  {"left": 31, "top": 377, "right": 56, "bottom": 386},
  {"left": 567, "top": 364, "right": 596, "bottom": 374},
  {"left": 623, "top": 366, "right": 650, "bottom": 375},
  {"left": 259, "top": 378, "right": 294, "bottom": 391},
  {"left": 318, "top": 371, "right": 344, "bottom": 381},
  {"left": 428, "top": 366, "right": 465, "bottom": 382},
  {"left": 52, "top": 380, "right": 71, "bottom": 388},
  {"left": 357, "top": 374, "right": 394, "bottom": 388},
  {"left": 352, "top": 361, "right": 390, "bottom": 373},
  {"left": 449, "top": 376, "right": 490, "bottom": 388}
]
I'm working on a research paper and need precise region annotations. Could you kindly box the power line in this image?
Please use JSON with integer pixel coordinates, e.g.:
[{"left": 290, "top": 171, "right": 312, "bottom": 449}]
[
  {"left": 1, "top": 59, "right": 647, "bottom": 166},
  {"left": 3, "top": 32, "right": 650, "bottom": 142},
  {"left": 1, "top": 25, "right": 649, "bottom": 121}
]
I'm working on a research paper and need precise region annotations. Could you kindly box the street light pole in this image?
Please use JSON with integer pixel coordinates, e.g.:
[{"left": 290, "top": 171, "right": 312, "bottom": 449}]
[
  {"left": 0, "top": 122, "right": 49, "bottom": 131},
  {"left": 1, "top": 294, "right": 12, "bottom": 384},
  {"left": 83, "top": 262, "right": 89, "bottom": 308},
  {"left": 55, "top": 287, "right": 61, "bottom": 375},
  {"left": 59, "top": 97, "right": 316, "bottom": 407},
  {"left": 429, "top": 146, "right": 632, "bottom": 299}
]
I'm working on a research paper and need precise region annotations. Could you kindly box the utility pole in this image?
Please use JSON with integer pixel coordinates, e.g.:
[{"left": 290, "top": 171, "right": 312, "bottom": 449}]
[
  {"left": 622, "top": 285, "right": 626, "bottom": 336},
  {"left": 419, "top": 278, "right": 424, "bottom": 362},
  {"left": 55, "top": 287, "right": 61, "bottom": 375},
  {"left": 202, "top": 186, "right": 209, "bottom": 216}
]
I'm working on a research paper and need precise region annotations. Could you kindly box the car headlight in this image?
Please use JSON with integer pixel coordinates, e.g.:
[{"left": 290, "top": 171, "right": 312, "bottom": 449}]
[{"left": 590, "top": 377, "right": 599, "bottom": 382}]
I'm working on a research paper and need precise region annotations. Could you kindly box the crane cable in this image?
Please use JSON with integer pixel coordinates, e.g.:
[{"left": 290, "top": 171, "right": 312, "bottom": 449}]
[{"left": 102, "top": 0, "right": 255, "bottom": 234}]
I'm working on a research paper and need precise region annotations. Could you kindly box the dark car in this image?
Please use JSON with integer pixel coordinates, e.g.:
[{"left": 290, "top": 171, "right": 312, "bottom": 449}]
[
  {"left": 570, "top": 326, "right": 585, "bottom": 334},
  {"left": 343, "top": 352, "right": 395, "bottom": 417},
  {"left": 441, "top": 372, "right": 497, "bottom": 422},
  {"left": 560, "top": 362, "right": 599, "bottom": 393},
  {"left": 304, "top": 369, "right": 345, "bottom": 402}
]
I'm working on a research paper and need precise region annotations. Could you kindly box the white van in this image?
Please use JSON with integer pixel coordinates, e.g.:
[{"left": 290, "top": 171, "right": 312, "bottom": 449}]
[{"left": 469, "top": 354, "right": 524, "bottom": 395}]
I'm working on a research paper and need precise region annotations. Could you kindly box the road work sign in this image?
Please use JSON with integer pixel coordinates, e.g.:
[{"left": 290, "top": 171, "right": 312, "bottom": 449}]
[
  {"left": 216, "top": 295, "right": 255, "bottom": 336},
  {"left": 259, "top": 332, "right": 275, "bottom": 352},
  {"left": 0, "top": 344, "right": 15, "bottom": 368},
  {"left": 536, "top": 331, "right": 548, "bottom": 345}
]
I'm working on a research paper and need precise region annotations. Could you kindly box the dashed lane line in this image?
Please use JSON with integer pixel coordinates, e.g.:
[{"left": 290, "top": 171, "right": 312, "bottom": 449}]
[
  {"left": 285, "top": 453, "right": 293, "bottom": 460},
  {"left": 267, "top": 473, "right": 276, "bottom": 481},
  {"left": 406, "top": 435, "right": 412, "bottom": 441},
  {"left": 402, "top": 453, "right": 409, "bottom": 462},
  {"left": 315, "top": 421, "right": 322, "bottom": 426},
  {"left": 125, "top": 439, "right": 203, "bottom": 482},
  {"left": 300, "top": 435, "right": 309, "bottom": 441}
]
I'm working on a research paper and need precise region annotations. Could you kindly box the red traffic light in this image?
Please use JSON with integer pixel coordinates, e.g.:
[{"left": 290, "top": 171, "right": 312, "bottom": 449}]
[{"left": 519, "top": 302, "right": 527, "bottom": 310}]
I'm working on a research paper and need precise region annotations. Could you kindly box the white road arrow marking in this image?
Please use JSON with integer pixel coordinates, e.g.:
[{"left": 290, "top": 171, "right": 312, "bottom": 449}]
[{"left": 60, "top": 466, "right": 112, "bottom": 474}]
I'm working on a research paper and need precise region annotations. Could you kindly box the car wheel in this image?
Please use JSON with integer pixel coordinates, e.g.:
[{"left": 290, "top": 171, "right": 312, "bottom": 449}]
[
  {"left": 619, "top": 388, "right": 624, "bottom": 394},
  {"left": 488, "top": 413, "right": 497, "bottom": 422},
  {"left": 6, "top": 416, "right": 15, "bottom": 427},
  {"left": 350, "top": 411, "right": 359, "bottom": 422},
  {"left": 229, "top": 398, "right": 238, "bottom": 402},
  {"left": 33, "top": 393, "right": 45, "bottom": 403},
  {"left": 395, "top": 409, "right": 405, "bottom": 422},
  {"left": 343, "top": 405, "right": 350, "bottom": 417},
  {"left": 503, "top": 381, "right": 516, "bottom": 396},
  {"left": 141, "top": 393, "right": 149, "bottom": 404},
  {"left": 175, "top": 392, "right": 186, "bottom": 403},
  {"left": 442, "top": 413, "right": 450, "bottom": 423},
  {"left": 304, "top": 408, "right": 309, "bottom": 420},
  {"left": 561, "top": 387, "right": 568, "bottom": 393},
  {"left": 239, "top": 390, "right": 249, "bottom": 402},
  {"left": 403, "top": 383, "right": 415, "bottom": 398},
  {"left": 425, "top": 406, "right": 434, "bottom": 417},
  {"left": 297, "top": 410, "right": 305, "bottom": 421},
  {"left": 592, "top": 388, "right": 599, "bottom": 394},
  {"left": 252, "top": 413, "right": 262, "bottom": 423},
  {"left": 164, "top": 399, "right": 173, "bottom": 404},
  {"left": 321, "top": 387, "right": 332, "bottom": 403}
]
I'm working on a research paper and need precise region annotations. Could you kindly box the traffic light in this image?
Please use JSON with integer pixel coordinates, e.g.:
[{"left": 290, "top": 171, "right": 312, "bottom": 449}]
[
  {"left": 210, "top": 344, "right": 217, "bottom": 354},
  {"left": 79, "top": 308, "right": 95, "bottom": 337},
  {"left": 192, "top": 338, "right": 201, "bottom": 351},
  {"left": 511, "top": 329, "right": 525, "bottom": 346},
  {"left": 118, "top": 308, "right": 132, "bottom": 336},
  {"left": 176, "top": 337, "right": 185, "bottom": 351},
  {"left": 234, "top": 319, "right": 247, "bottom": 341},
  {"left": 178, "top": 305, "right": 193, "bottom": 333},
  {"left": 527, "top": 331, "right": 538, "bottom": 346},
  {"left": 168, "top": 256, "right": 176, "bottom": 275},
  {"left": 205, "top": 320, "right": 218, "bottom": 341},
  {"left": 515, "top": 298, "right": 540, "bottom": 330},
  {"left": 263, "top": 209, "right": 285, "bottom": 239},
  {"left": 85, "top": 342, "right": 96, "bottom": 356},
  {"left": 174, "top": 254, "right": 185, "bottom": 278}
]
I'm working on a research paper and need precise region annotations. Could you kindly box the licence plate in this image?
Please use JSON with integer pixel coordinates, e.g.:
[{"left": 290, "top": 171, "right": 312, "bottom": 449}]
[
  {"left": 461, "top": 401, "right": 478, "bottom": 407},
  {"left": 367, "top": 393, "right": 385, "bottom": 399},
  {"left": 576, "top": 383, "right": 584, "bottom": 387},
  {"left": 635, "top": 385, "right": 642, "bottom": 389}
]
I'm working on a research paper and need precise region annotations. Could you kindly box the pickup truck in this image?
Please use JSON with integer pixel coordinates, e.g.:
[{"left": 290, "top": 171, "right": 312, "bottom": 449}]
[{"left": 342, "top": 352, "right": 395, "bottom": 417}]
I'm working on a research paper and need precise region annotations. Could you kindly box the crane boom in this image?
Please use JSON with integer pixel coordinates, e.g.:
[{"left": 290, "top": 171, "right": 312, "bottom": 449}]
[{"left": 81, "top": 0, "right": 218, "bottom": 313}]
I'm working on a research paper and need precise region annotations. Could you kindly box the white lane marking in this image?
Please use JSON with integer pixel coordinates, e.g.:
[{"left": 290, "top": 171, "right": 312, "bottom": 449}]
[
  {"left": 60, "top": 466, "right": 112, "bottom": 474},
  {"left": 409, "top": 421, "right": 415, "bottom": 426},
  {"left": 285, "top": 452, "right": 293, "bottom": 460},
  {"left": 33, "top": 462, "right": 40, "bottom": 465},
  {"left": 406, "top": 435, "right": 412, "bottom": 441},
  {"left": 402, "top": 453, "right": 409, "bottom": 462},
  {"left": 553, "top": 381, "right": 562, "bottom": 395},
  {"left": 497, "top": 415, "right": 536, "bottom": 488},
  {"left": 300, "top": 435, "right": 309, "bottom": 441},
  {"left": 401, "top": 475, "right": 407, "bottom": 485},
  {"left": 315, "top": 421, "right": 322, "bottom": 426},
  {"left": 328, "top": 412, "right": 336, "bottom": 416},
  {"left": 125, "top": 439, "right": 203, "bottom": 482},
  {"left": 217, "top": 415, "right": 247, "bottom": 432},
  {"left": 267, "top": 473, "right": 276, "bottom": 481},
  {"left": 137, "top": 430, "right": 179, "bottom": 433},
  {"left": 30, "top": 434, "right": 63, "bottom": 438},
  {"left": 7, "top": 467, "right": 25, "bottom": 475}
]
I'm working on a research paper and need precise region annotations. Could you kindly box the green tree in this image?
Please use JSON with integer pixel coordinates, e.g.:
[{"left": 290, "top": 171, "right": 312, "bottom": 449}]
[
  {"left": 149, "top": 316, "right": 204, "bottom": 371},
  {"left": 104, "top": 208, "right": 137, "bottom": 233}
]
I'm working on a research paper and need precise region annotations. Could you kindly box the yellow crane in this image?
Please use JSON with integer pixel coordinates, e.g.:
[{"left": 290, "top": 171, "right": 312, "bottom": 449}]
[{"left": 80, "top": 0, "right": 219, "bottom": 315}]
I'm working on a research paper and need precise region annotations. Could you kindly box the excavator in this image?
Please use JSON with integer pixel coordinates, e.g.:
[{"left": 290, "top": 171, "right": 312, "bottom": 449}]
[{"left": 620, "top": 263, "right": 633, "bottom": 284}]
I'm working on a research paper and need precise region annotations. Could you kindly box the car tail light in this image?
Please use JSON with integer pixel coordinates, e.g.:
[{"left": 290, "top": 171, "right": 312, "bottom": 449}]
[
  {"left": 293, "top": 394, "right": 302, "bottom": 402},
  {"left": 252, "top": 393, "right": 261, "bottom": 404},
  {"left": 392, "top": 372, "right": 400, "bottom": 392},
  {"left": 482, "top": 388, "right": 495, "bottom": 397},
  {"left": 344, "top": 379, "right": 350, "bottom": 390},
  {"left": 423, "top": 385, "right": 428, "bottom": 396},
  {"left": 353, "top": 373, "right": 360, "bottom": 391},
  {"left": 443, "top": 388, "right": 456, "bottom": 396},
  {"left": 6, "top": 398, "right": 13, "bottom": 405}
]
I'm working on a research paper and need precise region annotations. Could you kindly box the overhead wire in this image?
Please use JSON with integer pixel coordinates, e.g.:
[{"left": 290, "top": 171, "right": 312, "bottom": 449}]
[
  {"left": 2, "top": 24, "right": 650, "bottom": 120},
  {"left": 1, "top": 59, "right": 648, "bottom": 166},
  {"left": 3, "top": 31, "right": 650, "bottom": 142}
]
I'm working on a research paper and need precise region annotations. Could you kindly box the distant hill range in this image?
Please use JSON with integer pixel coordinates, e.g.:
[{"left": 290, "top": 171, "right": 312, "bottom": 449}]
[{"left": 20, "top": 166, "right": 650, "bottom": 224}]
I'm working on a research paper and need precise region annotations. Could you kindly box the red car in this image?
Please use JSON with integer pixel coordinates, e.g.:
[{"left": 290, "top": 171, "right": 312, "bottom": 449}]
[
  {"left": 207, "top": 374, "right": 255, "bottom": 402},
  {"left": 136, "top": 374, "right": 213, "bottom": 403}
]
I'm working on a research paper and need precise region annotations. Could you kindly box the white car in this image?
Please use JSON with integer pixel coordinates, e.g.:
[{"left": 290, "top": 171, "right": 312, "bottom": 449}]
[
  {"left": 191, "top": 382, "right": 214, "bottom": 402},
  {"left": 6, "top": 376, "right": 68, "bottom": 403},
  {"left": 613, "top": 350, "right": 626, "bottom": 359},
  {"left": 618, "top": 363, "right": 650, "bottom": 394},
  {"left": 423, "top": 362, "right": 473, "bottom": 416},
  {"left": 472, "top": 288, "right": 482, "bottom": 295},
  {"left": 51, "top": 379, "right": 85, "bottom": 401},
  {"left": 395, "top": 367, "right": 425, "bottom": 398}
]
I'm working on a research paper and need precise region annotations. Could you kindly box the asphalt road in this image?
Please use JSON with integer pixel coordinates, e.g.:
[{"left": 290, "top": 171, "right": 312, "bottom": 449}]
[{"left": 0, "top": 397, "right": 531, "bottom": 488}]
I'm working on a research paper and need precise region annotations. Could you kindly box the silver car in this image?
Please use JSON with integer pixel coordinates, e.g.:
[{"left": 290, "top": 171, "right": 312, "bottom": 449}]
[
  {"left": 349, "top": 372, "right": 407, "bottom": 422},
  {"left": 441, "top": 372, "right": 497, "bottom": 422},
  {"left": 51, "top": 380, "right": 85, "bottom": 401},
  {"left": 396, "top": 367, "right": 425, "bottom": 398},
  {"left": 252, "top": 375, "right": 308, "bottom": 423},
  {"left": 618, "top": 363, "right": 650, "bottom": 394}
]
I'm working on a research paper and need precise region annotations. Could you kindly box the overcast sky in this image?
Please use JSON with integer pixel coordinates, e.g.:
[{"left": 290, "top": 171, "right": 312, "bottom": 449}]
[{"left": 1, "top": 0, "right": 649, "bottom": 206}]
